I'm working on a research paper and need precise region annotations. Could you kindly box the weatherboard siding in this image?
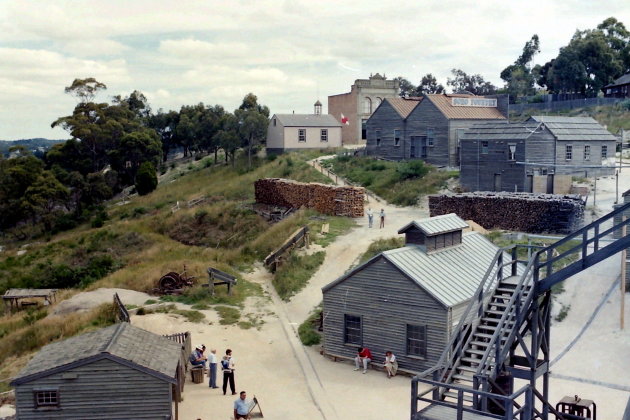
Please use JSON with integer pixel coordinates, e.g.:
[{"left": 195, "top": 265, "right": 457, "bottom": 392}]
[
  {"left": 15, "top": 358, "right": 172, "bottom": 420},
  {"left": 406, "top": 100, "right": 450, "bottom": 166},
  {"left": 366, "top": 101, "right": 406, "bottom": 160},
  {"left": 322, "top": 256, "right": 449, "bottom": 373}
]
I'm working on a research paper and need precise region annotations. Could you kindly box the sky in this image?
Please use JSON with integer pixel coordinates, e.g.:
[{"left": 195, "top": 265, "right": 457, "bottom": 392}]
[{"left": 1, "top": 0, "right": 629, "bottom": 140}]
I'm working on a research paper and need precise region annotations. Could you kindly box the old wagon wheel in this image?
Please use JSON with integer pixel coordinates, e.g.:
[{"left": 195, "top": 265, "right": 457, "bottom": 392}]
[{"left": 159, "top": 272, "right": 181, "bottom": 291}]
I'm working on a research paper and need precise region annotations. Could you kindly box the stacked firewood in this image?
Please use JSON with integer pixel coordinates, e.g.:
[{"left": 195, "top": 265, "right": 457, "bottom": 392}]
[
  {"left": 429, "top": 192, "right": 585, "bottom": 234},
  {"left": 254, "top": 178, "right": 364, "bottom": 217}
]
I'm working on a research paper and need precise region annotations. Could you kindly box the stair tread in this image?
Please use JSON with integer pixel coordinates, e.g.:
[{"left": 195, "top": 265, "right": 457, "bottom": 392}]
[
  {"left": 443, "top": 390, "right": 474, "bottom": 402},
  {"left": 465, "top": 348, "right": 487, "bottom": 356},
  {"left": 457, "top": 364, "right": 493, "bottom": 373},
  {"left": 452, "top": 374, "right": 474, "bottom": 382}
]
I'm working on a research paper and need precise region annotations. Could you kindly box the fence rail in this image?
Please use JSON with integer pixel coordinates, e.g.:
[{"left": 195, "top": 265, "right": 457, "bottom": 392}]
[
  {"left": 163, "top": 331, "right": 192, "bottom": 402},
  {"left": 113, "top": 293, "right": 130, "bottom": 323},
  {"left": 264, "top": 226, "right": 309, "bottom": 269}
]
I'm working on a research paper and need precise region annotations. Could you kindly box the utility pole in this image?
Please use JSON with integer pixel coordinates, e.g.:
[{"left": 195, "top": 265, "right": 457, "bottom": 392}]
[{"left": 622, "top": 217, "right": 626, "bottom": 330}]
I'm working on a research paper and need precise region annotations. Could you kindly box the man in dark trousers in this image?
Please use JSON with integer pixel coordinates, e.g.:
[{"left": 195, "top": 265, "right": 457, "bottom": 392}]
[{"left": 222, "top": 348, "right": 236, "bottom": 395}]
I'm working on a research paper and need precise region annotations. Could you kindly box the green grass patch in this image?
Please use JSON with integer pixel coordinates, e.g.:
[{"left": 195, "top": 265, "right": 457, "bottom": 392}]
[
  {"left": 144, "top": 299, "right": 157, "bottom": 305},
  {"left": 216, "top": 306, "right": 241, "bottom": 325},
  {"left": 555, "top": 304, "right": 571, "bottom": 322},
  {"left": 298, "top": 306, "right": 322, "bottom": 346},
  {"left": 313, "top": 216, "right": 357, "bottom": 247},
  {"left": 325, "top": 156, "right": 457, "bottom": 205},
  {"left": 359, "top": 237, "right": 405, "bottom": 264},
  {"left": 273, "top": 251, "right": 326, "bottom": 300},
  {"left": 172, "top": 309, "right": 205, "bottom": 323}
]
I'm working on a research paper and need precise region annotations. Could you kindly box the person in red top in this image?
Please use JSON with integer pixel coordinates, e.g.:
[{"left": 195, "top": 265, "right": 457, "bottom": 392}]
[{"left": 354, "top": 347, "right": 373, "bottom": 374}]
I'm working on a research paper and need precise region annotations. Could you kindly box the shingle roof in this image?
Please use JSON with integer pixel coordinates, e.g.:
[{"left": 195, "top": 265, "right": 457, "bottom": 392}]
[
  {"left": 13, "top": 323, "right": 182, "bottom": 384},
  {"left": 323, "top": 231, "right": 520, "bottom": 307},
  {"left": 459, "top": 121, "right": 544, "bottom": 141},
  {"left": 605, "top": 73, "right": 630, "bottom": 88},
  {"left": 385, "top": 97, "right": 422, "bottom": 118},
  {"left": 398, "top": 213, "right": 469, "bottom": 236},
  {"left": 274, "top": 114, "right": 342, "bottom": 127},
  {"left": 426, "top": 94, "right": 506, "bottom": 120},
  {"left": 528, "top": 116, "right": 617, "bottom": 142}
]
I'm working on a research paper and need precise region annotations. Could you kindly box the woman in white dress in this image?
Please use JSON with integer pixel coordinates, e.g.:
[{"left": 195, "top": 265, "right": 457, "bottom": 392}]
[{"left": 384, "top": 351, "right": 398, "bottom": 378}]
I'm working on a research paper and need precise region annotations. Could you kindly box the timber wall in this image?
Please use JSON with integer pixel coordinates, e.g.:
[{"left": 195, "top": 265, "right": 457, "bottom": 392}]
[
  {"left": 254, "top": 178, "right": 364, "bottom": 217},
  {"left": 429, "top": 192, "right": 585, "bottom": 234}
]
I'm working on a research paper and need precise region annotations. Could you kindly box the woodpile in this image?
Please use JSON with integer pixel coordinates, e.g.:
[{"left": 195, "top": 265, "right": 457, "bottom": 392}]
[
  {"left": 429, "top": 192, "right": 585, "bottom": 234},
  {"left": 254, "top": 178, "right": 364, "bottom": 217}
]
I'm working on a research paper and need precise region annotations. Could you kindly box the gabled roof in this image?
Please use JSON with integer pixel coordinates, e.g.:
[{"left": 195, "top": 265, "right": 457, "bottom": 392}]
[
  {"left": 528, "top": 116, "right": 617, "bottom": 142},
  {"left": 425, "top": 94, "right": 506, "bottom": 120},
  {"left": 459, "top": 121, "right": 545, "bottom": 141},
  {"left": 12, "top": 323, "right": 182, "bottom": 385},
  {"left": 398, "top": 213, "right": 469, "bottom": 236},
  {"left": 323, "top": 231, "right": 520, "bottom": 307},
  {"left": 273, "top": 114, "right": 342, "bottom": 127},
  {"left": 385, "top": 97, "right": 422, "bottom": 118},
  {"left": 604, "top": 73, "right": 630, "bottom": 88}
]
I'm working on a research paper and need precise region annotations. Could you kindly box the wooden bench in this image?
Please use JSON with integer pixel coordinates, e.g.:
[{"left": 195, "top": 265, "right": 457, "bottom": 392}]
[{"left": 323, "top": 351, "right": 416, "bottom": 376}]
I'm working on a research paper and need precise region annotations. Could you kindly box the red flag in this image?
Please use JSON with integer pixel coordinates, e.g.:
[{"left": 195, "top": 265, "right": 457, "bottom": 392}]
[{"left": 340, "top": 113, "right": 349, "bottom": 125}]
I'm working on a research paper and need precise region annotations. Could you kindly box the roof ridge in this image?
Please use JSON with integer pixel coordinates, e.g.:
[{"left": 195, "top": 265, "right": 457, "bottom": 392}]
[{"left": 101, "top": 322, "right": 126, "bottom": 353}]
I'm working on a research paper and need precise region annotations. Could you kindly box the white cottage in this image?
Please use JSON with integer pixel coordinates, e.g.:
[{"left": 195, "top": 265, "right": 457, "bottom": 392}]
[{"left": 267, "top": 101, "right": 342, "bottom": 154}]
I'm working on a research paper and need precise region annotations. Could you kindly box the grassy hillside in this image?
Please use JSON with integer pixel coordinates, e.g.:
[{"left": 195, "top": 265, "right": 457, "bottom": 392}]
[{"left": 0, "top": 150, "right": 355, "bottom": 389}]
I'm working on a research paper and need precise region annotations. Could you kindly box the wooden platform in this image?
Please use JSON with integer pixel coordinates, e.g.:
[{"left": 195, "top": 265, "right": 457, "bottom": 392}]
[{"left": 415, "top": 404, "right": 501, "bottom": 420}]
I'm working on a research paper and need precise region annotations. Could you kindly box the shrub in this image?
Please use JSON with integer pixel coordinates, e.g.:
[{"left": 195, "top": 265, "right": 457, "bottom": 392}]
[
  {"left": 397, "top": 160, "right": 429, "bottom": 180},
  {"left": 132, "top": 207, "right": 147, "bottom": 218},
  {"left": 298, "top": 307, "right": 322, "bottom": 346},
  {"left": 135, "top": 162, "right": 158, "bottom": 195},
  {"left": 273, "top": 251, "right": 326, "bottom": 300}
]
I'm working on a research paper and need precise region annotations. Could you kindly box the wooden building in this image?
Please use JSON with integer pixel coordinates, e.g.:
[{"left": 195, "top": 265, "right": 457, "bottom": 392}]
[
  {"left": 266, "top": 102, "right": 342, "bottom": 154},
  {"left": 321, "top": 214, "right": 513, "bottom": 373},
  {"left": 366, "top": 93, "right": 508, "bottom": 167},
  {"left": 11, "top": 322, "right": 183, "bottom": 420},
  {"left": 603, "top": 73, "right": 630, "bottom": 98}
]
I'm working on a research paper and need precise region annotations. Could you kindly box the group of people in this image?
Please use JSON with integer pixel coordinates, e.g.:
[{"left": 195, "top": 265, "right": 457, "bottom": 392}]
[
  {"left": 354, "top": 347, "right": 398, "bottom": 378},
  {"left": 366, "top": 208, "right": 385, "bottom": 228},
  {"left": 189, "top": 345, "right": 237, "bottom": 395}
]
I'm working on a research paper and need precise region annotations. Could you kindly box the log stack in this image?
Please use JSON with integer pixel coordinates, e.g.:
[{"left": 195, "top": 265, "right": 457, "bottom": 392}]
[
  {"left": 254, "top": 178, "right": 364, "bottom": 217},
  {"left": 429, "top": 192, "right": 585, "bottom": 234}
]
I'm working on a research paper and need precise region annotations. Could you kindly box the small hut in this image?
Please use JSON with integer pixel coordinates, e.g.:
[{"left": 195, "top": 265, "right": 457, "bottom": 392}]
[{"left": 11, "top": 322, "right": 183, "bottom": 419}]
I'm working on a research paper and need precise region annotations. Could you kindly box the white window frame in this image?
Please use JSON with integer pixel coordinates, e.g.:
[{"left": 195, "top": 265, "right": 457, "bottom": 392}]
[
  {"left": 584, "top": 145, "right": 591, "bottom": 161},
  {"left": 565, "top": 145, "right": 572, "bottom": 161},
  {"left": 34, "top": 389, "right": 60, "bottom": 409},
  {"left": 320, "top": 129, "right": 328, "bottom": 142},
  {"left": 602, "top": 145, "right": 608, "bottom": 159},
  {"left": 427, "top": 127, "right": 435, "bottom": 147},
  {"left": 364, "top": 97, "right": 372, "bottom": 114},
  {"left": 394, "top": 129, "right": 401, "bottom": 147},
  {"left": 298, "top": 129, "right": 306, "bottom": 142},
  {"left": 508, "top": 144, "right": 516, "bottom": 161}
]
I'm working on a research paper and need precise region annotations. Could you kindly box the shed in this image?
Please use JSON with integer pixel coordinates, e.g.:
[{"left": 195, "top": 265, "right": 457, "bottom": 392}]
[
  {"left": 267, "top": 111, "right": 342, "bottom": 153},
  {"left": 11, "top": 322, "right": 184, "bottom": 420},
  {"left": 321, "top": 213, "right": 516, "bottom": 373},
  {"left": 603, "top": 73, "right": 630, "bottom": 98},
  {"left": 2, "top": 288, "right": 57, "bottom": 313}
]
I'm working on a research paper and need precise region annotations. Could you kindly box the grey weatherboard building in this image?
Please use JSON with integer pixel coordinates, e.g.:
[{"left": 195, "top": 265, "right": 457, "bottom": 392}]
[
  {"left": 321, "top": 214, "right": 514, "bottom": 373},
  {"left": 459, "top": 116, "right": 618, "bottom": 192},
  {"left": 11, "top": 322, "right": 183, "bottom": 420}
]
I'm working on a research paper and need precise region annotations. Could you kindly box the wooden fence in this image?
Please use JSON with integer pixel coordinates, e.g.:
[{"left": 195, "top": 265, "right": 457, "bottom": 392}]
[
  {"left": 163, "top": 331, "right": 192, "bottom": 402},
  {"left": 113, "top": 293, "right": 130, "bottom": 323},
  {"left": 264, "top": 226, "right": 309, "bottom": 271}
]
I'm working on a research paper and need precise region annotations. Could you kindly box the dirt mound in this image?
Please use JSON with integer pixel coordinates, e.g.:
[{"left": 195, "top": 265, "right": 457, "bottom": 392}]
[{"left": 51, "top": 288, "right": 153, "bottom": 316}]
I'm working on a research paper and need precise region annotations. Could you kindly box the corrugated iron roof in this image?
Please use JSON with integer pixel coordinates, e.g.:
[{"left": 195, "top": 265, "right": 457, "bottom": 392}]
[
  {"left": 398, "top": 213, "right": 469, "bottom": 236},
  {"left": 426, "top": 94, "right": 506, "bottom": 120},
  {"left": 385, "top": 97, "right": 422, "bottom": 118},
  {"left": 13, "top": 323, "right": 182, "bottom": 384},
  {"left": 528, "top": 116, "right": 617, "bottom": 142},
  {"left": 383, "top": 232, "right": 521, "bottom": 307},
  {"left": 605, "top": 73, "right": 630, "bottom": 88},
  {"left": 274, "top": 114, "right": 342, "bottom": 127},
  {"left": 459, "top": 121, "right": 542, "bottom": 141}
]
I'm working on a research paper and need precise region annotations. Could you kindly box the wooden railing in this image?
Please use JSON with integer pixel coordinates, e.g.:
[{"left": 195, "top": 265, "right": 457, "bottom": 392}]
[
  {"left": 264, "top": 226, "right": 310, "bottom": 270},
  {"left": 164, "top": 331, "right": 192, "bottom": 402},
  {"left": 113, "top": 293, "right": 130, "bottom": 323}
]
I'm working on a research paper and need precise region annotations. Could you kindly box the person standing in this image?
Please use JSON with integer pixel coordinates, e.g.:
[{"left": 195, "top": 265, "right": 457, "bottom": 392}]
[
  {"left": 233, "top": 391, "right": 251, "bottom": 419},
  {"left": 222, "top": 348, "right": 236, "bottom": 395},
  {"left": 367, "top": 207, "right": 374, "bottom": 228},
  {"left": 384, "top": 351, "right": 398, "bottom": 378},
  {"left": 354, "top": 347, "right": 373, "bottom": 374},
  {"left": 379, "top": 209, "right": 385, "bottom": 228},
  {"left": 208, "top": 348, "right": 218, "bottom": 388}
]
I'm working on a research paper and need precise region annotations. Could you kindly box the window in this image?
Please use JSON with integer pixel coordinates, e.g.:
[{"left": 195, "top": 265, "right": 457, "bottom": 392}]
[
  {"left": 427, "top": 128, "right": 435, "bottom": 146},
  {"left": 394, "top": 129, "right": 401, "bottom": 146},
  {"left": 602, "top": 145, "right": 608, "bottom": 159},
  {"left": 376, "top": 130, "right": 381, "bottom": 147},
  {"left": 584, "top": 145, "right": 591, "bottom": 161},
  {"left": 320, "top": 129, "right": 328, "bottom": 142},
  {"left": 375, "top": 97, "right": 382, "bottom": 107},
  {"left": 35, "top": 390, "right": 59, "bottom": 408},
  {"left": 565, "top": 145, "right": 572, "bottom": 160},
  {"left": 481, "top": 141, "right": 489, "bottom": 154},
  {"left": 508, "top": 144, "right": 516, "bottom": 161},
  {"left": 364, "top": 97, "right": 372, "bottom": 114},
  {"left": 273, "top": 118, "right": 276, "bottom": 126},
  {"left": 407, "top": 324, "right": 427, "bottom": 357},
  {"left": 344, "top": 314, "right": 362, "bottom": 345},
  {"left": 362, "top": 119, "right": 367, "bottom": 140},
  {"left": 298, "top": 129, "right": 306, "bottom": 142}
]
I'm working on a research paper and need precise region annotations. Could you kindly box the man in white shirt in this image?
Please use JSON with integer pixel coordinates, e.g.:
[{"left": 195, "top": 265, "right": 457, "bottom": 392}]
[{"left": 208, "top": 348, "right": 218, "bottom": 388}]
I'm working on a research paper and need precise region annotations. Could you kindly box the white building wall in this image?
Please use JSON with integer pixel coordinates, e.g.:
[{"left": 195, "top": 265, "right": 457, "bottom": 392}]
[{"left": 283, "top": 126, "right": 342, "bottom": 149}]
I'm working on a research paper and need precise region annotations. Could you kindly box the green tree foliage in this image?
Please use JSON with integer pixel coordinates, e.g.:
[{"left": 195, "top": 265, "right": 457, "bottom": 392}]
[
  {"left": 109, "top": 130, "right": 162, "bottom": 185},
  {"left": 500, "top": 35, "right": 540, "bottom": 98},
  {"left": 22, "top": 171, "right": 69, "bottom": 231},
  {"left": 235, "top": 93, "right": 269, "bottom": 170},
  {"left": 135, "top": 162, "right": 158, "bottom": 196},
  {"left": 536, "top": 18, "right": 630, "bottom": 95},
  {"left": 64, "top": 78, "right": 107, "bottom": 103},
  {"left": 148, "top": 110, "right": 179, "bottom": 162},
  {"left": 447, "top": 69, "right": 498, "bottom": 95},
  {"left": 395, "top": 76, "right": 417, "bottom": 97},
  {"left": 416, "top": 73, "right": 445, "bottom": 95}
]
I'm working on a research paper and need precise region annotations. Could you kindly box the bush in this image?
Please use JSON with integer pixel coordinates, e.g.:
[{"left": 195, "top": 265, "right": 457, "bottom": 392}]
[
  {"left": 298, "top": 307, "right": 322, "bottom": 346},
  {"left": 273, "top": 251, "right": 326, "bottom": 300},
  {"left": 135, "top": 162, "right": 158, "bottom": 195},
  {"left": 397, "top": 160, "right": 429, "bottom": 180}
]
